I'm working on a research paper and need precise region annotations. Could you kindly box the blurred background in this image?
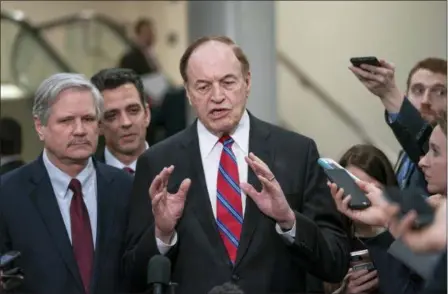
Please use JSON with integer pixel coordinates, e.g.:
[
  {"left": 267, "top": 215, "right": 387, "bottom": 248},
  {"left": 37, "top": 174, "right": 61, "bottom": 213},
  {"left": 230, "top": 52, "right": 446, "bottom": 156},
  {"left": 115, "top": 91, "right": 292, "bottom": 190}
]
[{"left": 1, "top": 0, "right": 446, "bottom": 163}]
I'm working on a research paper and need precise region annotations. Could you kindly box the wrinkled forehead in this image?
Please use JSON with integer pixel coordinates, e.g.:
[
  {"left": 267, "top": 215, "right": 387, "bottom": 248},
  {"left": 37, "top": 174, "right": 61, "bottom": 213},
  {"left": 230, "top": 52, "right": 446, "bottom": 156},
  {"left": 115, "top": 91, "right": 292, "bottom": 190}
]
[
  {"left": 410, "top": 69, "right": 447, "bottom": 88},
  {"left": 187, "top": 41, "right": 243, "bottom": 82}
]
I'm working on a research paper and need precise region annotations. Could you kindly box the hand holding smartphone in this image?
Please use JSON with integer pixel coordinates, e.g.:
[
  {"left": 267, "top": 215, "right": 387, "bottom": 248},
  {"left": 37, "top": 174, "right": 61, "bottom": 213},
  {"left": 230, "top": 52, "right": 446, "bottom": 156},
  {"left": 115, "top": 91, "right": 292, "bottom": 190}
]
[{"left": 318, "top": 158, "right": 371, "bottom": 210}]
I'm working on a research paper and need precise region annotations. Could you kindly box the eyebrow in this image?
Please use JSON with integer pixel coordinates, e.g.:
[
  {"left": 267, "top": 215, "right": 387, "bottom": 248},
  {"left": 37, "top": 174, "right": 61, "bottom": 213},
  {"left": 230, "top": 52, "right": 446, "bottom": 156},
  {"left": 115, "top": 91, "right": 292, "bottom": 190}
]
[
  {"left": 430, "top": 142, "right": 440, "bottom": 152},
  {"left": 194, "top": 74, "right": 238, "bottom": 85}
]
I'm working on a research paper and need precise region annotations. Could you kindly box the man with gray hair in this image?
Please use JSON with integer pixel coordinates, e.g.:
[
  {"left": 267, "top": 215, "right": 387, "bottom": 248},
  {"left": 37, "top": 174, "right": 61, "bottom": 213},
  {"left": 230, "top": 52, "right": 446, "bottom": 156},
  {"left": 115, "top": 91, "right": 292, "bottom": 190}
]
[{"left": 0, "top": 73, "right": 133, "bottom": 294}]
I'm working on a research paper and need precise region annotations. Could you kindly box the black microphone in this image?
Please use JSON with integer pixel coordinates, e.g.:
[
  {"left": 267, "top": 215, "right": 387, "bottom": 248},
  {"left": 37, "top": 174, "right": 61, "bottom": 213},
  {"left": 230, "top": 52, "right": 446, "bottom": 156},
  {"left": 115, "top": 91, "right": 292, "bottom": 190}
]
[{"left": 147, "top": 255, "right": 171, "bottom": 294}]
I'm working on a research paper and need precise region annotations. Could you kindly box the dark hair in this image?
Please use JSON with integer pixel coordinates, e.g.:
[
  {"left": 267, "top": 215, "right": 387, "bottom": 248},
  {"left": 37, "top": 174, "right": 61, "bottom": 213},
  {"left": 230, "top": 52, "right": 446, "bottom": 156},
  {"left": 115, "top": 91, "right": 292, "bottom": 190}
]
[
  {"left": 339, "top": 144, "right": 398, "bottom": 187},
  {"left": 90, "top": 68, "right": 147, "bottom": 106},
  {"left": 134, "top": 17, "right": 153, "bottom": 35},
  {"left": 179, "top": 35, "right": 250, "bottom": 83},
  {"left": 0, "top": 117, "right": 22, "bottom": 155},
  {"left": 406, "top": 57, "right": 447, "bottom": 91},
  {"left": 208, "top": 282, "right": 245, "bottom": 294}
]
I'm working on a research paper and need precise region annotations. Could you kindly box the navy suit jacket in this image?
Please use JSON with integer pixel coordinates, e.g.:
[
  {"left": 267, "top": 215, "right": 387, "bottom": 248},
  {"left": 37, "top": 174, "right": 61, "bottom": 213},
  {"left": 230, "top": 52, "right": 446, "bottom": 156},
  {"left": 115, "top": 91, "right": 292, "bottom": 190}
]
[{"left": 0, "top": 155, "right": 133, "bottom": 294}]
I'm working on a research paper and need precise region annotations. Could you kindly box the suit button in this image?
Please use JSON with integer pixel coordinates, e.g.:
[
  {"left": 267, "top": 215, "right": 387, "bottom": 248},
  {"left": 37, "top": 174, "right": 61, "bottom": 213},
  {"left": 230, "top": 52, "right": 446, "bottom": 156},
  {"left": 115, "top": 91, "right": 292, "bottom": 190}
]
[{"left": 231, "top": 274, "right": 240, "bottom": 281}]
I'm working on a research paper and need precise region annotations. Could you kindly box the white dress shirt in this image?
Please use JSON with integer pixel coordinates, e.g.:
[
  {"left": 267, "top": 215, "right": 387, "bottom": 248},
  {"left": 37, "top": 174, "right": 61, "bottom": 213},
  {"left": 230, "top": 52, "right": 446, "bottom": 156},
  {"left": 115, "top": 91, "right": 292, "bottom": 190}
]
[
  {"left": 43, "top": 149, "right": 98, "bottom": 248},
  {"left": 104, "top": 142, "right": 149, "bottom": 171},
  {"left": 156, "top": 110, "right": 296, "bottom": 254}
]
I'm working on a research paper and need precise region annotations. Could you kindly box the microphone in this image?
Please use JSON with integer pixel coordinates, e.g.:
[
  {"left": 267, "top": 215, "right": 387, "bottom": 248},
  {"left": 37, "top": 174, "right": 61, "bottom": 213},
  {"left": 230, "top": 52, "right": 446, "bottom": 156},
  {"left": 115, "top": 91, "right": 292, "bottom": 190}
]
[{"left": 147, "top": 255, "right": 171, "bottom": 294}]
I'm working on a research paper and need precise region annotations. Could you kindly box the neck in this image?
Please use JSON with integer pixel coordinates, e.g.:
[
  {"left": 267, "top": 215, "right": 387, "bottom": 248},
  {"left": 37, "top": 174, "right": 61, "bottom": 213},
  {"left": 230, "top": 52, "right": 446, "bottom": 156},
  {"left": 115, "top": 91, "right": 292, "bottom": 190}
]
[
  {"left": 108, "top": 143, "right": 146, "bottom": 166},
  {"left": 46, "top": 150, "right": 88, "bottom": 178}
]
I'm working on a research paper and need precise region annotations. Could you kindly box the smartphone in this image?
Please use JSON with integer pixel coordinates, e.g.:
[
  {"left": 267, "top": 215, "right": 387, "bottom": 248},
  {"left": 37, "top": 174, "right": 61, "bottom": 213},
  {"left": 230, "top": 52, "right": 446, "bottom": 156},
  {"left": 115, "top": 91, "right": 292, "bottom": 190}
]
[
  {"left": 318, "top": 158, "right": 371, "bottom": 210},
  {"left": 0, "top": 251, "right": 20, "bottom": 269},
  {"left": 383, "top": 187, "right": 435, "bottom": 229},
  {"left": 350, "top": 249, "right": 375, "bottom": 272},
  {"left": 350, "top": 56, "right": 381, "bottom": 68}
]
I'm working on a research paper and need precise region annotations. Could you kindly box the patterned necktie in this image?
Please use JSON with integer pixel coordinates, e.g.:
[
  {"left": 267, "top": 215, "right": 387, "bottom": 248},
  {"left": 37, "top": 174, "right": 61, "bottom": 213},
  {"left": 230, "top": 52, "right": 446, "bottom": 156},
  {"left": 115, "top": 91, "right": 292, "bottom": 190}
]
[
  {"left": 216, "top": 135, "right": 243, "bottom": 264},
  {"left": 122, "top": 167, "right": 135, "bottom": 175},
  {"left": 397, "top": 153, "right": 413, "bottom": 189},
  {"left": 69, "top": 179, "right": 94, "bottom": 293}
]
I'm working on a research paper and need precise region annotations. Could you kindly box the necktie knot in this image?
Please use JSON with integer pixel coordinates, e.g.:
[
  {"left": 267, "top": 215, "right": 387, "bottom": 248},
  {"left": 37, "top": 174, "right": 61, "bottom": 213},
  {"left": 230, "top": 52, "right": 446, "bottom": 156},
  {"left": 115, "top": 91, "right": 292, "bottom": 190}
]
[
  {"left": 69, "top": 179, "right": 82, "bottom": 195},
  {"left": 219, "top": 135, "right": 234, "bottom": 147},
  {"left": 122, "top": 167, "right": 135, "bottom": 174}
]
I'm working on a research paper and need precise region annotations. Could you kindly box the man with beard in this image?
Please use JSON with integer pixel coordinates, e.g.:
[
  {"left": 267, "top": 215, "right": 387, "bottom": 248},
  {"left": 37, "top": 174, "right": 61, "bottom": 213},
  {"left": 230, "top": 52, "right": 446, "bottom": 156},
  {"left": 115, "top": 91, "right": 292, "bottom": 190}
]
[
  {"left": 350, "top": 58, "right": 446, "bottom": 193},
  {"left": 91, "top": 68, "right": 150, "bottom": 175}
]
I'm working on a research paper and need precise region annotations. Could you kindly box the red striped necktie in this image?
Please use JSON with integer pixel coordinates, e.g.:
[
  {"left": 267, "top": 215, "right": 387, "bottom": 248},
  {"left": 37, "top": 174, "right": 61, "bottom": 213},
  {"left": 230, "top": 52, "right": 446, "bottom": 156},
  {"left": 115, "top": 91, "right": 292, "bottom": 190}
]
[{"left": 216, "top": 135, "right": 243, "bottom": 264}]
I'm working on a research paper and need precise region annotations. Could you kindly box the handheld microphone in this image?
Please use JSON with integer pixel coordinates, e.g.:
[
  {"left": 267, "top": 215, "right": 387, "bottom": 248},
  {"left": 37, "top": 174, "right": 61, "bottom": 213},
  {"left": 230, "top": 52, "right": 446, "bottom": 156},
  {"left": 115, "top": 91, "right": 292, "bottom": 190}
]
[{"left": 147, "top": 255, "right": 171, "bottom": 294}]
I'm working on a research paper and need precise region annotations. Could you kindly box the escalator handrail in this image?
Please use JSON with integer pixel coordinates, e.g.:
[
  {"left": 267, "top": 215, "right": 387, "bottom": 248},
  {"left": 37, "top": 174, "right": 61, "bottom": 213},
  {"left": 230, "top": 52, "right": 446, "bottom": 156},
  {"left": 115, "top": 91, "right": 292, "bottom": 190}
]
[
  {"left": 2, "top": 9, "right": 74, "bottom": 81},
  {"left": 35, "top": 11, "right": 136, "bottom": 51},
  {"left": 277, "top": 51, "right": 374, "bottom": 145}
]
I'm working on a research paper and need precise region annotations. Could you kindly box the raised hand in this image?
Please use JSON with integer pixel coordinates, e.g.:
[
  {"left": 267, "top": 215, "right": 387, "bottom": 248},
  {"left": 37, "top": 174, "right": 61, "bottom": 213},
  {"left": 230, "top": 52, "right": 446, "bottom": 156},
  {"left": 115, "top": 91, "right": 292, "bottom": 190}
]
[
  {"left": 240, "top": 152, "right": 295, "bottom": 230},
  {"left": 329, "top": 180, "right": 399, "bottom": 227},
  {"left": 149, "top": 165, "right": 191, "bottom": 243}
]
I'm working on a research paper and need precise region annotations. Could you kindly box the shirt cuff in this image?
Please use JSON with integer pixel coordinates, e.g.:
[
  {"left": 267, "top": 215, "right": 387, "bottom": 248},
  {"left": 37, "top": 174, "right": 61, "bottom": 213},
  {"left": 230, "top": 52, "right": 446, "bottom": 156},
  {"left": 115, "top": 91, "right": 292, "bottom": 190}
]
[
  {"left": 275, "top": 221, "right": 296, "bottom": 244},
  {"left": 388, "top": 112, "right": 399, "bottom": 123},
  {"left": 156, "top": 231, "right": 178, "bottom": 255}
]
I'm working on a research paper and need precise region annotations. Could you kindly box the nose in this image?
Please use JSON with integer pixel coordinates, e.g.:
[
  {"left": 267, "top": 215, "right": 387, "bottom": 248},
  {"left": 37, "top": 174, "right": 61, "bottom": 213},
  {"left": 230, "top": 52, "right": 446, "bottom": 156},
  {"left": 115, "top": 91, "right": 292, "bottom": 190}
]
[
  {"left": 73, "top": 119, "right": 87, "bottom": 136},
  {"left": 211, "top": 83, "right": 225, "bottom": 103},
  {"left": 422, "top": 90, "right": 431, "bottom": 104},
  {"left": 120, "top": 112, "right": 132, "bottom": 128},
  {"left": 418, "top": 154, "right": 428, "bottom": 169}
]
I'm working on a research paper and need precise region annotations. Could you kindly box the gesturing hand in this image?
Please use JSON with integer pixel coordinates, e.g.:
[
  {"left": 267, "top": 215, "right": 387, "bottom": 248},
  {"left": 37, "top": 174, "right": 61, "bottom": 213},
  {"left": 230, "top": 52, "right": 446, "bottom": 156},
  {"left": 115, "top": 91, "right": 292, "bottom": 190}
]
[
  {"left": 149, "top": 165, "right": 191, "bottom": 243},
  {"left": 240, "top": 153, "right": 295, "bottom": 230}
]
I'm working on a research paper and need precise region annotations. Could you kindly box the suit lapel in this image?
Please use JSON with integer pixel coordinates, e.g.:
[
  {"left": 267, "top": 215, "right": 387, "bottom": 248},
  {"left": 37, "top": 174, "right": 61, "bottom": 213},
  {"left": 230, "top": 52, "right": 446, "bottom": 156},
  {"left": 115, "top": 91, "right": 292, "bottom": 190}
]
[
  {"left": 28, "top": 156, "right": 84, "bottom": 291},
  {"left": 90, "top": 162, "right": 115, "bottom": 294},
  {"left": 235, "top": 115, "right": 271, "bottom": 267},
  {"left": 182, "top": 123, "right": 230, "bottom": 265}
]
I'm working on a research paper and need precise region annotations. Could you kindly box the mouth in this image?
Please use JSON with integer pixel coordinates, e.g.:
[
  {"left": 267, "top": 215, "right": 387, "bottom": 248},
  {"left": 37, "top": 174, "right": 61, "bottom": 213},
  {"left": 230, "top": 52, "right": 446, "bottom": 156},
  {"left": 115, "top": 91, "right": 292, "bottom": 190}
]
[
  {"left": 70, "top": 141, "right": 90, "bottom": 146},
  {"left": 120, "top": 133, "right": 138, "bottom": 141},
  {"left": 209, "top": 108, "right": 230, "bottom": 119}
]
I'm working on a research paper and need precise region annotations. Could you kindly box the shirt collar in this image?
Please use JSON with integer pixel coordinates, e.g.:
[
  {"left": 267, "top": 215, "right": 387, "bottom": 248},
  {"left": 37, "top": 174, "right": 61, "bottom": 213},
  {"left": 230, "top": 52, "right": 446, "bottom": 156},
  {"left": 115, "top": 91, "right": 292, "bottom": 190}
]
[
  {"left": 104, "top": 142, "right": 149, "bottom": 171},
  {"left": 42, "top": 149, "right": 95, "bottom": 199},
  {"left": 197, "top": 110, "right": 250, "bottom": 159}
]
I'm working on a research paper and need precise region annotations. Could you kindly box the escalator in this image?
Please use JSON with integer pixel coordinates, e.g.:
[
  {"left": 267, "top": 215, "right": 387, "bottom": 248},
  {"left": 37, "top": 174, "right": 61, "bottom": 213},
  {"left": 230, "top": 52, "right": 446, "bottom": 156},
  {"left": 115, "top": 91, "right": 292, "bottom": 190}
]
[{"left": 1, "top": 9, "right": 73, "bottom": 101}]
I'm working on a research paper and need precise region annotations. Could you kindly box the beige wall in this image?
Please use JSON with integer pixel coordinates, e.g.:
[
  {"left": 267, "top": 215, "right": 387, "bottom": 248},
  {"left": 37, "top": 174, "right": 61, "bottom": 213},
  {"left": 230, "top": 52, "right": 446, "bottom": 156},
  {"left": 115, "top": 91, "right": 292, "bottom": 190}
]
[{"left": 277, "top": 1, "right": 447, "bottom": 160}]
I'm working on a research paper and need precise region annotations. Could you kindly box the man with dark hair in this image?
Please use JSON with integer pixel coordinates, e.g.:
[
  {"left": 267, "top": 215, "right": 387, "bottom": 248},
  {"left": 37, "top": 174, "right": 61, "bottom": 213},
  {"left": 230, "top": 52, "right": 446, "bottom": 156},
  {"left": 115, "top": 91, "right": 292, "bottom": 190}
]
[
  {"left": 0, "top": 117, "right": 24, "bottom": 175},
  {"left": 91, "top": 68, "right": 150, "bottom": 174},
  {"left": 350, "top": 57, "right": 447, "bottom": 193}
]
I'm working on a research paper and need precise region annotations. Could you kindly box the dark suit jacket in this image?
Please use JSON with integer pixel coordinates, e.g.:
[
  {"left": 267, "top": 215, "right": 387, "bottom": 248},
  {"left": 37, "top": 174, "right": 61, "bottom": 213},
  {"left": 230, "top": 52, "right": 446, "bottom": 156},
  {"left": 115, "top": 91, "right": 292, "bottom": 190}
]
[
  {"left": 0, "top": 159, "right": 24, "bottom": 175},
  {"left": 0, "top": 156, "right": 133, "bottom": 294},
  {"left": 119, "top": 46, "right": 158, "bottom": 76},
  {"left": 386, "top": 98, "right": 432, "bottom": 193},
  {"left": 123, "top": 114, "right": 350, "bottom": 294}
]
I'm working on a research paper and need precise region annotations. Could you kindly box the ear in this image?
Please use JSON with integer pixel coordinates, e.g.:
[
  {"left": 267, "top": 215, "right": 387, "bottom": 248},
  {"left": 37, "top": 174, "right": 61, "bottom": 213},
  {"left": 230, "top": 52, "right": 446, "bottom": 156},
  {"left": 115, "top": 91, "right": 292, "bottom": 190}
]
[
  {"left": 245, "top": 71, "right": 252, "bottom": 97},
  {"left": 33, "top": 116, "right": 45, "bottom": 141},
  {"left": 144, "top": 102, "right": 151, "bottom": 127},
  {"left": 184, "top": 83, "right": 192, "bottom": 106}
]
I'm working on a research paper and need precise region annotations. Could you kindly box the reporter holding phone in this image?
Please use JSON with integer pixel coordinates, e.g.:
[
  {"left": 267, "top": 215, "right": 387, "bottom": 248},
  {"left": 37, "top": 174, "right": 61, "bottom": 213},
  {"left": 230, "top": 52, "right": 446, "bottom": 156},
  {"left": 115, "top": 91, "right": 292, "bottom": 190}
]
[
  {"left": 329, "top": 110, "right": 447, "bottom": 294},
  {"left": 322, "top": 144, "right": 397, "bottom": 294},
  {"left": 349, "top": 57, "right": 446, "bottom": 194}
]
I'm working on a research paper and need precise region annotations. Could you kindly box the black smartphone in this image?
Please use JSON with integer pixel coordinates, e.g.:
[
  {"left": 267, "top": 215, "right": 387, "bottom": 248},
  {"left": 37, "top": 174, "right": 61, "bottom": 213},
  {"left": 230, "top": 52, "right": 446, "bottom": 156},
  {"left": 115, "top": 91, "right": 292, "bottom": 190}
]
[
  {"left": 0, "top": 251, "right": 21, "bottom": 269},
  {"left": 350, "top": 56, "right": 381, "bottom": 68},
  {"left": 318, "top": 158, "right": 371, "bottom": 210},
  {"left": 350, "top": 249, "right": 375, "bottom": 272},
  {"left": 383, "top": 187, "right": 435, "bottom": 229}
]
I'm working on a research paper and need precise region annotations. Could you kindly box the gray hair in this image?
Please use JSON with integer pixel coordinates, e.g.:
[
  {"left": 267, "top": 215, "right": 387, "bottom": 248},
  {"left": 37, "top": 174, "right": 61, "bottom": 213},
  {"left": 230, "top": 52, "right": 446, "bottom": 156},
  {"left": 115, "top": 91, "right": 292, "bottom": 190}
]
[{"left": 32, "top": 73, "right": 104, "bottom": 125}]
